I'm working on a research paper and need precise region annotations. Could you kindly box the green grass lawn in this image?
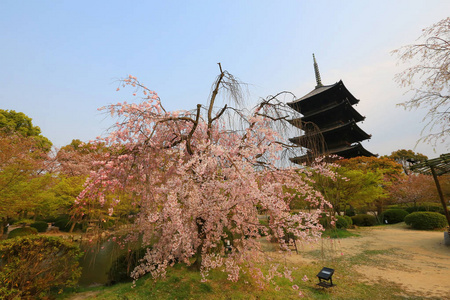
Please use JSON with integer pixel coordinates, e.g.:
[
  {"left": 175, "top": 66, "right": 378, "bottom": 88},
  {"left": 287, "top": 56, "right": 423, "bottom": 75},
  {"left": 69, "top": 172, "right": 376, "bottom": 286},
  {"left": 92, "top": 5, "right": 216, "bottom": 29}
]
[
  {"left": 60, "top": 231, "right": 421, "bottom": 300},
  {"left": 60, "top": 261, "right": 419, "bottom": 300},
  {"left": 322, "top": 228, "right": 360, "bottom": 239},
  {"left": 59, "top": 227, "right": 435, "bottom": 300}
]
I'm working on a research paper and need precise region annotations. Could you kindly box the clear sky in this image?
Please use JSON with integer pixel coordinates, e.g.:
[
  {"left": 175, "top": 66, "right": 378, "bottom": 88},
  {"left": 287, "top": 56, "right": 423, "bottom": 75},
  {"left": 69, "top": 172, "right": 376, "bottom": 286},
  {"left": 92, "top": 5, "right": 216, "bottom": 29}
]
[{"left": 1, "top": 1, "right": 449, "bottom": 159}]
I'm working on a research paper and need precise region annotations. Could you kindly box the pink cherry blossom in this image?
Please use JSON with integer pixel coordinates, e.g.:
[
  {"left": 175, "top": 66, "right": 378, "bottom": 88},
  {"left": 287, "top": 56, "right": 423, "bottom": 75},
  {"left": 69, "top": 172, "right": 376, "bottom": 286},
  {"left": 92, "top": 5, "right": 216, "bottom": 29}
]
[{"left": 78, "top": 68, "right": 335, "bottom": 288}]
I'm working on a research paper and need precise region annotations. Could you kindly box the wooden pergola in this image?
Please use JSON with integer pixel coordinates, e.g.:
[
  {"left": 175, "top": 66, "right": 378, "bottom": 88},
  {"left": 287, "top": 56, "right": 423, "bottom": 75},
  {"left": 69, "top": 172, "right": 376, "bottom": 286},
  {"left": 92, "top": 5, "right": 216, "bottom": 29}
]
[{"left": 410, "top": 153, "right": 450, "bottom": 228}]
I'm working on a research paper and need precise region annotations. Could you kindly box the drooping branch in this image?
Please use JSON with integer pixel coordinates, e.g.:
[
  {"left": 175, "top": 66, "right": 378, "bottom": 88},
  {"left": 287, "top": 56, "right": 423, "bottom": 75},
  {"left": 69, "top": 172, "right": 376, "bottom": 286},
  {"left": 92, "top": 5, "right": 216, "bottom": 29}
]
[{"left": 393, "top": 17, "right": 450, "bottom": 147}]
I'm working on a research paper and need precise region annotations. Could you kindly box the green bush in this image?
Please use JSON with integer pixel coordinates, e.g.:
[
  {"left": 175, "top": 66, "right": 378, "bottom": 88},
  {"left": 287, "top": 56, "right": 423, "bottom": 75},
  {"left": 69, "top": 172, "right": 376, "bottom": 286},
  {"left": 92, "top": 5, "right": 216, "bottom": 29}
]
[
  {"left": 30, "top": 221, "right": 49, "bottom": 233},
  {"left": 319, "top": 217, "right": 332, "bottom": 229},
  {"left": 343, "top": 215, "right": 353, "bottom": 226},
  {"left": 404, "top": 212, "right": 448, "bottom": 230},
  {"left": 319, "top": 216, "right": 351, "bottom": 229},
  {"left": 351, "top": 214, "right": 377, "bottom": 227},
  {"left": 54, "top": 216, "right": 82, "bottom": 232},
  {"left": 336, "top": 216, "right": 350, "bottom": 229},
  {"left": 381, "top": 209, "right": 409, "bottom": 224},
  {"left": 0, "top": 236, "right": 82, "bottom": 299},
  {"left": 8, "top": 227, "right": 38, "bottom": 239},
  {"left": 345, "top": 207, "right": 356, "bottom": 217},
  {"left": 405, "top": 205, "right": 444, "bottom": 215}
]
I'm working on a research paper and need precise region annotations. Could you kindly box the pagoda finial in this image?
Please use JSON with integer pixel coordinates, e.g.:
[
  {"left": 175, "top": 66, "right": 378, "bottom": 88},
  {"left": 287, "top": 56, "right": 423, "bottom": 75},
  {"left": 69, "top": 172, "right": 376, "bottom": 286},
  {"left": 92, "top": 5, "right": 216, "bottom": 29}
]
[{"left": 313, "top": 53, "right": 323, "bottom": 88}]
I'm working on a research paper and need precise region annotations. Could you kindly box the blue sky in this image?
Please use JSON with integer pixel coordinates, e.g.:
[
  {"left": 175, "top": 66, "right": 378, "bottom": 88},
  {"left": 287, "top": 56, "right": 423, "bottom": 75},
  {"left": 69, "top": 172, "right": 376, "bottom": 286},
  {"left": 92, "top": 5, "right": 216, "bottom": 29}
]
[{"left": 1, "top": 1, "right": 449, "bottom": 159}]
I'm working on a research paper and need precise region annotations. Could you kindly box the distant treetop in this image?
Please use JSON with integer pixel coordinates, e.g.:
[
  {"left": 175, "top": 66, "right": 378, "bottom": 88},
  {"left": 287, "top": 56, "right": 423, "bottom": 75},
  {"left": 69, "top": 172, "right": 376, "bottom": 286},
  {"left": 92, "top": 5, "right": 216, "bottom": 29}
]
[
  {"left": 386, "top": 149, "right": 428, "bottom": 163},
  {"left": 0, "top": 109, "right": 52, "bottom": 151}
]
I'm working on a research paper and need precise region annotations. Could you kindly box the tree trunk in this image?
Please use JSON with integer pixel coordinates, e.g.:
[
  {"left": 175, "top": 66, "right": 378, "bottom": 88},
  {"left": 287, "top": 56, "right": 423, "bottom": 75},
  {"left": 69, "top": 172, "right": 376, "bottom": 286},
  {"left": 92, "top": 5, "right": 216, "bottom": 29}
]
[{"left": 69, "top": 222, "right": 76, "bottom": 233}]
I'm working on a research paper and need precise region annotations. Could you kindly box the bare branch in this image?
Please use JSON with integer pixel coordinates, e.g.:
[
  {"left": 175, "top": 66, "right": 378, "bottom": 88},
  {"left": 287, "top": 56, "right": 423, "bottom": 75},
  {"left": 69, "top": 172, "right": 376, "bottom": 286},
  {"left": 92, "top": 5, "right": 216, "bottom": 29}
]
[{"left": 393, "top": 17, "right": 450, "bottom": 149}]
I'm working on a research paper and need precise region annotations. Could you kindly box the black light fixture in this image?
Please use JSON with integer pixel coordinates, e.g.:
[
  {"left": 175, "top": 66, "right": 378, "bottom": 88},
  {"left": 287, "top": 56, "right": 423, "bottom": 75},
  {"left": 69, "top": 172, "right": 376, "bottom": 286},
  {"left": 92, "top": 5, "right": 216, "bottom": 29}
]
[{"left": 317, "top": 267, "right": 335, "bottom": 288}]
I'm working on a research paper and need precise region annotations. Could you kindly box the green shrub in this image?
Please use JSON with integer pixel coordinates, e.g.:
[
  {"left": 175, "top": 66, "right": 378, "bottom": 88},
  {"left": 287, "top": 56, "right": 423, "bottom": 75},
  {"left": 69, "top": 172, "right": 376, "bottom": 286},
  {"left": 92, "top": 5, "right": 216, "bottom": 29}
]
[
  {"left": 0, "top": 236, "right": 82, "bottom": 299},
  {"left": 351, "top": 214, "right": 377, "bottom": 227},
  {"left": 343, "top": 215, "right": 353, "bottom": 226},
  {"left": 319, "top": 217, "right": 331, "bottom": 229},
  {"left": 381, "top": 209, "right": 409, "bottom": 224},
  {"left": 345, "top": 207, "right": 356, "bottom": 217},
  {"left": 319, "top": 216, "right": 350, "bottom": 229},
  {"left": 336, "top": 216, "right": 350, "bottom": 229},
  {"left": 405, "top": 205, "right": 444, "bottom": 215},
  {"left": 8, "top": 227, "right": 38, "bottom": 239},
  {"left": 404, "top": 212, "right": 448, "bottom": 230},
  {"left": 54, "top": 216, "right": 82, "bottom": 232},
  {"left": 30, "top": 221, "right": 49, "bottom": 233}
]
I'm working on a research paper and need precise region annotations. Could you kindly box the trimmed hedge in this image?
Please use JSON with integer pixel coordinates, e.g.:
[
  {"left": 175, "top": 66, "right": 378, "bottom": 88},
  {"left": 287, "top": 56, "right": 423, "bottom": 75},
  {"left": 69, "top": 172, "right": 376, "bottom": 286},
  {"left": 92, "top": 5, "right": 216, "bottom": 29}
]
[
  {"left": 345, "top": 207, "right": 356, "bottom": 217},
  {"left": 336, "top": 216, "right": 350, "bottom": 229},
  {"left": 8, "top": 227, "right": 38, "bottom": 239},
  {"left": 343, "top": 215, "right": 353, "bottom": 226},
  {"left": 319, "top": 217, "right": 332, "bottom": 229},
  {"left": 0, "top": 236, "right": 82, "bottom": 299},
  {"left": 404, "top": 212, "right": 448, "bottom": 230},
  {"left": 319, "top": 216, "right": 352, "bottom": 229},
  {"left": 351, "top": 214, "right": 377, "bottom": 227},
  {"left": 381, "top": 209, "right": 409, "bottom": 224},
  {"left": 405, "top": 205, "right": 445, "bottom": 215},
  {"left": 30, "top": 221, "right": 49, "bottom": 233}
]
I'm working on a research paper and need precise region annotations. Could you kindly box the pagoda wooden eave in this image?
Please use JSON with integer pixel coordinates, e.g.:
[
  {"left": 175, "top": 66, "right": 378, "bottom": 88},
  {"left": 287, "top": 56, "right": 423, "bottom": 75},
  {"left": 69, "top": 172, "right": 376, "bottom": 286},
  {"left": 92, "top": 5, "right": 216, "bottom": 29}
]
[
  {"left": 329, "top": 143, "right": 376, "bottom": 157},
  {"left": 289, "top": 101, "right": 365, "bottom": 129},
  {"left": 290, "top": 143, "right": 376, "bottom": 164},
  {"left": 289, "top": 121, "right": 371, "bottom": 147},
  {"left": 301, "top": 100, "right": 364, "bottom": 121},
  {"left": 287, "top": 80, "right": 359, "bottom": 114}
]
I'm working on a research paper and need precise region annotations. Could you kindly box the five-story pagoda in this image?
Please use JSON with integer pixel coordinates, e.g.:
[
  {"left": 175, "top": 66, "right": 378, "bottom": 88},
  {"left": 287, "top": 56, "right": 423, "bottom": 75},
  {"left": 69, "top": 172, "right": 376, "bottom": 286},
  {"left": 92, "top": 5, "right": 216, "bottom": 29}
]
[{"left": 288, "top": 55, "right": 376, "bottom": 164}]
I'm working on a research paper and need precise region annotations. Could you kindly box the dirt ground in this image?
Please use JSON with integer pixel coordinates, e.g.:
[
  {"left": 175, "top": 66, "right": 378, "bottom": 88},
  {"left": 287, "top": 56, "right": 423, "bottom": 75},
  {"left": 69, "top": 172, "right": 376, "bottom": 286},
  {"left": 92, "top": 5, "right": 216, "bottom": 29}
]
[{"left": 290, "top": 223, "right": 450, "bottom": 299}]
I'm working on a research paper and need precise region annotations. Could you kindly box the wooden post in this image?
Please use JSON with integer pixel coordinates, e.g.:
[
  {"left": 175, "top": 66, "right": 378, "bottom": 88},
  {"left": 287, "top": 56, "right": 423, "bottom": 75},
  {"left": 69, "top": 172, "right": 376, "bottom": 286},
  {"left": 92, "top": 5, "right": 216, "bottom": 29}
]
[{"left": 430, "top": 166, "right": 450, "bottom": 228}]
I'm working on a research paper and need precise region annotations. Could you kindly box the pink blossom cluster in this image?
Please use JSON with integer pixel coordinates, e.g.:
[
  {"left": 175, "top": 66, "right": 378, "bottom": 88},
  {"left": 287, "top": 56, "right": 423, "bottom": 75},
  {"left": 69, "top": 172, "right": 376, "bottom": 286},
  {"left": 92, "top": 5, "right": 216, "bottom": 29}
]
[{"left": 77, "top": 74, "right": 335, "bottom": 286}]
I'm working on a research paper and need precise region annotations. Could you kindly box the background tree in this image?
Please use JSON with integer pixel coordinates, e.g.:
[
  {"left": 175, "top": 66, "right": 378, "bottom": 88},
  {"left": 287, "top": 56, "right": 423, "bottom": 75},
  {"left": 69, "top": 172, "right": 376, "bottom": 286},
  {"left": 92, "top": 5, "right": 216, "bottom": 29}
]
[
  {"left": 393, "top": 17, "right": 450, "bottom": 148},
  {"left": 0, "top": 109, "right": 52, "bottom": 152},
  {"left": 337, "top": 157, "right": 404, "bottom": 215},
  {"left": 386, "top": 149, "right": 428, "bottom": 163},
  {"left": 0, "top": 111, "right": 58, "bottom": 231},
  {"left": 55, "top": 139, "right": 139, "bottom": 232},
  {"left": 313, "top": 164, "right": 386, "bottom": 216},
  {"left": 78, "top": 69, "right": 335, "bottom": 286},
  {"left": 388, "top": 173, "right": 439, "bottom": 207},
  {"left": 0, "top": 132, "right": 49, "bottom": 234},
  {"left": 385, "top": 149, "right": 428, "bottom": 174}
]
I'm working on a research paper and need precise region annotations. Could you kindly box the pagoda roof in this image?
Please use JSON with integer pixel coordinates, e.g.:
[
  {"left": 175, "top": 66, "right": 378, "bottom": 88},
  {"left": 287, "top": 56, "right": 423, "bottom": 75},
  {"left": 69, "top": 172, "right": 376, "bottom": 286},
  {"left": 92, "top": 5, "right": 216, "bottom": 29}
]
[
  {"left": 289, "top": 120, "right": 371, "bottom": 147},
  {"left": 301, "top": 100, "right": 364, "bottom": 121},
  {"left": 329, "top": 143, "right": 376, "bottom": 158},
  {"left": 287, "top": 80, "right": 359, "bottom": 112},
  {"left": 289, "top": 101, "right": 365, "bottom": 129},
  {"left": 290, "top": 143, "right": 376, "bottom": 164},
  {"left": 295, "top": 84, "right": 336, "bottom": 102}
]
